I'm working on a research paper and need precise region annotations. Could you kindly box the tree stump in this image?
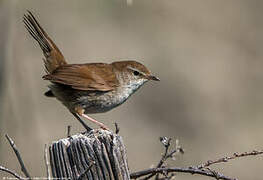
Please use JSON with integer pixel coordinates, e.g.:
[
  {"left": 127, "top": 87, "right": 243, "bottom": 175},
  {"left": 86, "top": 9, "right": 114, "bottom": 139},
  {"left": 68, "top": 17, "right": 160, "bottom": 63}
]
[{"left": 49, "top": 130, "right": 130, "bottom": 180}]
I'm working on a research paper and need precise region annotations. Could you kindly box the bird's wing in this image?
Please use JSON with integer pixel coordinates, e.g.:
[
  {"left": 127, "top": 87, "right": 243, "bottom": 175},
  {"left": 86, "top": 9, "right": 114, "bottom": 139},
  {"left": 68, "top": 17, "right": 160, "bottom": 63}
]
[{"left": 43, "top": 63, "right": 118, "bottom": 91}]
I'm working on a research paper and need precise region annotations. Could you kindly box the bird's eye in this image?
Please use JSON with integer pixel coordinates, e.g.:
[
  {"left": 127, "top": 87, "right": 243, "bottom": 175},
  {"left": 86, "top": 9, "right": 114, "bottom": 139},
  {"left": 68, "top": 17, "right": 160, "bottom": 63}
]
[{"left": 133, "top": 70, "right": 140, "bottom": 76}]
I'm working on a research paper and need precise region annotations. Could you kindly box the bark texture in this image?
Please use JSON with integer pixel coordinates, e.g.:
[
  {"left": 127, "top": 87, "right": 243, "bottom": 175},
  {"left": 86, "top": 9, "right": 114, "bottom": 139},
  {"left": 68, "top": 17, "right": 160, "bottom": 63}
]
[{"left": 49, "top": 130, "right": 130, "bottom": 180}]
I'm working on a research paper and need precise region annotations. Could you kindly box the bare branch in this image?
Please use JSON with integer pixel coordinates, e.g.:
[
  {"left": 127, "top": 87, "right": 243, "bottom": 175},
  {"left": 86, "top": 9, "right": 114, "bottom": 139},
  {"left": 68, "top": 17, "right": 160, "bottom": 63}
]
[
  {"left": 0, "top": 165, "right": 25, "bottom": 180},
  {"left": 157, "top": 137, "right": 172, "bottom": 167},
  {"left": 130, "top": 167, "right": 236, "bottom": 180},
  {"left": 158, "top": 138, "right": 184, "bottom": 167},
  {"left": 197, "top": 150, "right": 263, "bottom": 169},
  {"left": 133, "top": 138, "right": 263, "bottom": 180},
  {"left": 44, "top": 144, "right": 51, "bottom": 180},
  {"left": 131, "top": 137, "right": 238, "bottom": 180},
  {"left": 114, "top": 122, "right": 120, "bottom": 134},
  {"left": 143, "top": 137, "right": 184, "bottom": 180},
  {"left": 5, "top": 134, "right": 31, "bottom": 179},
  {"left": 67, "top": 125, "right": 71, "bottom": 137}
]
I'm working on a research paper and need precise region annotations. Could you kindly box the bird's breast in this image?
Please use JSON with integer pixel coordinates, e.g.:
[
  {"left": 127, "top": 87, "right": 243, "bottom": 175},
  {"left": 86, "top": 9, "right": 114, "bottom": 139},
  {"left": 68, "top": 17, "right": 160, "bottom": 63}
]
[
  {"left": 49, "top": 81, "right": 145, "bottom": 114},
  {"left": 78, "top": 87, "right": 134, "bottom": 114}
]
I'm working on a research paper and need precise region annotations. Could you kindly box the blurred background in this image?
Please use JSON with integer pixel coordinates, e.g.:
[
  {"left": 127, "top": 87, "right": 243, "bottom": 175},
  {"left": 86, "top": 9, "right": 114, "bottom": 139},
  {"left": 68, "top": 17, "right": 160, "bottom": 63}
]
[{"left": 1, "top": 0, "right": 263, "bottom": 179}]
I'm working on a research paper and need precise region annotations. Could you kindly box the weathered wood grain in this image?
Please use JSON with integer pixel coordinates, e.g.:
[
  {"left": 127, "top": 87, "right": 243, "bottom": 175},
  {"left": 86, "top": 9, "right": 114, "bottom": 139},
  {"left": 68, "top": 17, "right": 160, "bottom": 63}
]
[{"left": 49, "top": 130, "right": 130, "bottom": 180}]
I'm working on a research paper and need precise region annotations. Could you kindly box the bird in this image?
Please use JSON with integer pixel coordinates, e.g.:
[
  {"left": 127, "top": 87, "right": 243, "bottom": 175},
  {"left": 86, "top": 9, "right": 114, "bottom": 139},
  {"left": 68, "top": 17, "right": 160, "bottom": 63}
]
[{"left": 23, "top": 11, "right": 159, "bottom": 130}]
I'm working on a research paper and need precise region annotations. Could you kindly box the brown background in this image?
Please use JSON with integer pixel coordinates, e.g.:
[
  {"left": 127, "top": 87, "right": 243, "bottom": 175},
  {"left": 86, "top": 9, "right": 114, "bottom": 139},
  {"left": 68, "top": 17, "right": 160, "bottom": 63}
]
[{"left": 1, "top": 0, "right": 263, "bottom": 179}]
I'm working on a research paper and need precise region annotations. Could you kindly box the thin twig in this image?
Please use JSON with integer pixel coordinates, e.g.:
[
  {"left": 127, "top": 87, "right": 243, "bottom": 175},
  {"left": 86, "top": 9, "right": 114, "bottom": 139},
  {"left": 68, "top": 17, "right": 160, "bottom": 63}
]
[
  {"left": 157, "top": 137, "right": 171, "bottom": 167},
  {"left": 77, "top": 160, "right": 95, "bottom": 180},
  {"left": 67, "top": 125, "right": 71, "bottom": 137},
  {"left": 44, "top": 144, "right": 51, "bottom": 180},
  {"left": 5, "top": 134, "right": 31, "bottom": 179},
  {"left": 131, "top": 137, "right": 237, "bottom": 180},
  {"left": 197, "top": 150, "right": 263, "bottom": 169},
  {"left": 0, "top": 165, "right": 25, "bottom": 180},
  {"left": 206, "top": 167, "right": 220, "bottom": 180},
  {"left": 133, "top": 149, "right": 263, "bottom": 180},
  {"left": 148, "top": 137, "right": 171, "bottom": 180},
  {"left": 144, "top": 137, "right": 183, "bottom": 180},
  {"left": 130, "top": 167, "right": 236, "bottom": 180},
  {"left": 114, "top": 122, "right": 120, "bottom": 134},
  {"left": 142, "top": 172, "right": 155, "bottom": 180}
]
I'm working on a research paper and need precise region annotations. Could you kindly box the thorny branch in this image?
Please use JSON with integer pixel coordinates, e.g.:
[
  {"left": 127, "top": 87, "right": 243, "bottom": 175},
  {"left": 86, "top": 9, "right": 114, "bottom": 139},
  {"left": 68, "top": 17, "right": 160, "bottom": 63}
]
[
  {"left": 157, "top": 137, "right": 184, "bottom": 167},
  {"left": 197, "top": 150, "right": 263, "bottom": 169},
  {"left": 130, "top": 166, "right": 236, "bottom": 180},
  {"left": 5, "top": 134, "right": 31, "bottom": 179},
  {"left": 139, "top": 137, "right": 184, "bottom": 180},
  {"left": 129, "top": 136, "right": 263, "bottom": 180}
]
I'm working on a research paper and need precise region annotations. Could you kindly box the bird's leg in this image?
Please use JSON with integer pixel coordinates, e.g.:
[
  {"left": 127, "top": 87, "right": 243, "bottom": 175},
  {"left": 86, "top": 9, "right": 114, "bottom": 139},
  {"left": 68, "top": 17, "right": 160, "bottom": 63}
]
[
  {"left": 81, "top": 114, "right": 109, "bottom": 130},
  {"left": 75, "top": 107, "right": 109, "bottom": 130},
  {"left": 71, "top": 112, "right": 93, "bottom": 132}
]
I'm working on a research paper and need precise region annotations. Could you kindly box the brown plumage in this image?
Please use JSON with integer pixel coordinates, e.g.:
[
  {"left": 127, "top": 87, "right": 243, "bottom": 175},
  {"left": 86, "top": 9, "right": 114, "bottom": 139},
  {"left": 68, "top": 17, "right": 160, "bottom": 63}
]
[
  {"left": 23, "top": 10, "right": 67, "bottom": 73},
  {"left": 43, "top": 63, "right": 118, "bottom": 91},
  {"left": 24, "top": 11, "right": 159, "bottom": 130}
]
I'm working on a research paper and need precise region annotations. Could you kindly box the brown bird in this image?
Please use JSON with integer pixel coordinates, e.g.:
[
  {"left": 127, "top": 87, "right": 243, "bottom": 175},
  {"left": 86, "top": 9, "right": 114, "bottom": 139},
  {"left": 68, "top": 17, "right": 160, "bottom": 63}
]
[{"left": 23, "top": 11, "right": 159, "bottom": 130}]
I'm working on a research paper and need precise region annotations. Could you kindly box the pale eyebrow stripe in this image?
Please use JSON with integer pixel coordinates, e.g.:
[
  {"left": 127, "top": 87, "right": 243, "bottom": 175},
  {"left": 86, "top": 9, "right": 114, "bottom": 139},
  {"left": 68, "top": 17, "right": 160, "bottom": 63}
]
[{"left": 127, "top": 66, "right": 146, "bottom": 76}]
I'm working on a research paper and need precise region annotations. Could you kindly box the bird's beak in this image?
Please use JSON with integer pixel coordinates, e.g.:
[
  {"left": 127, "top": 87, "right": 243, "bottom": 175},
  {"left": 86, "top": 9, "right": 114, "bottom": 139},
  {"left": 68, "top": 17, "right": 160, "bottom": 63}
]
[{"left": 148, "top": 75, "right": 160, "bottom": 81}]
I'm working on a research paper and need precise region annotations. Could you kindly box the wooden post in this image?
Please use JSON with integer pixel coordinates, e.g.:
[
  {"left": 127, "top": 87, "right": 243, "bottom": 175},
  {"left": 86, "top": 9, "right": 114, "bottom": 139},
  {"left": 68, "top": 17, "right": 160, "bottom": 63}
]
[{"left": 49, "top": 130, "right": 130, "bottom": 180}]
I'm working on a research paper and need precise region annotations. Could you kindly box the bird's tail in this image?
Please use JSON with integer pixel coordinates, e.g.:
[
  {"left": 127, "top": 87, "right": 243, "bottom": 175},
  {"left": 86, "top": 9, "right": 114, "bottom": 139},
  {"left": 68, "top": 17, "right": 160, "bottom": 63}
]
[{"left": 23, "top": 10, "right": 67, "bottom": 74}]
